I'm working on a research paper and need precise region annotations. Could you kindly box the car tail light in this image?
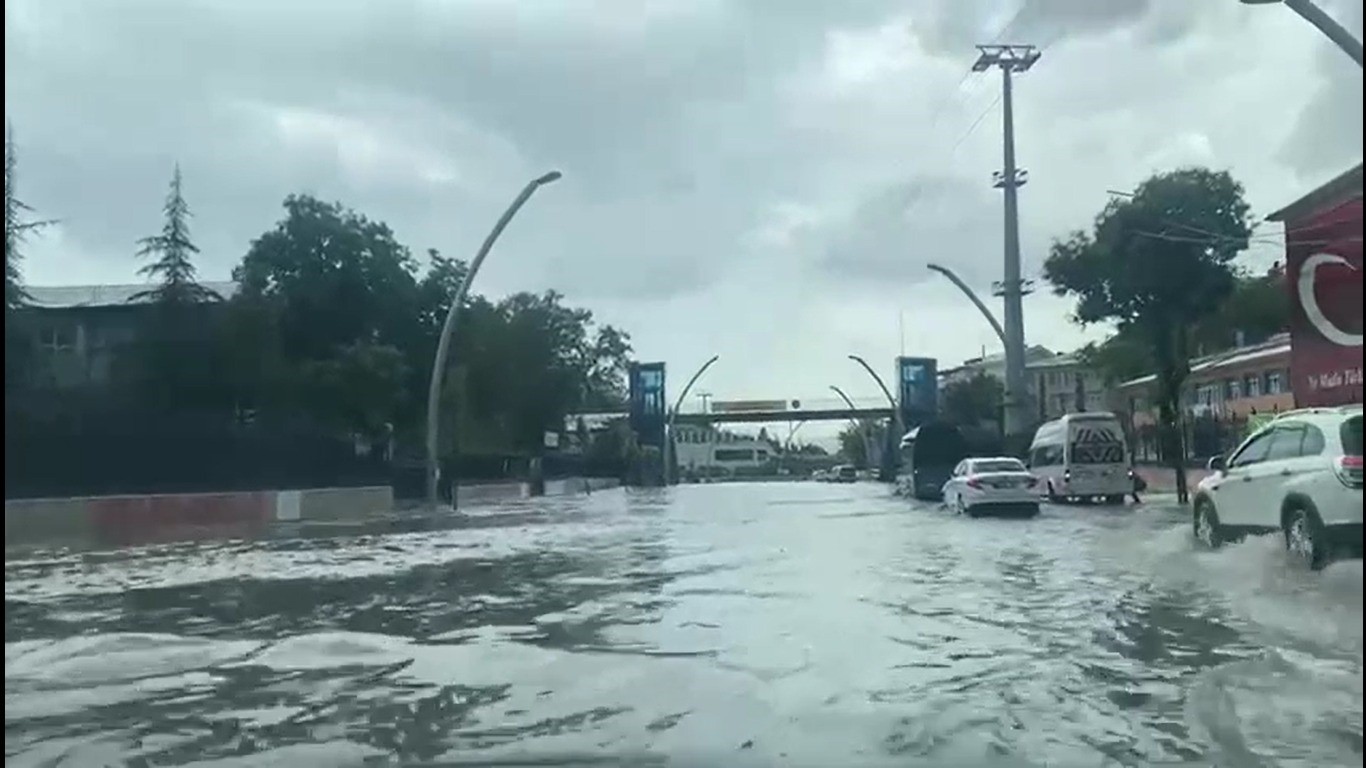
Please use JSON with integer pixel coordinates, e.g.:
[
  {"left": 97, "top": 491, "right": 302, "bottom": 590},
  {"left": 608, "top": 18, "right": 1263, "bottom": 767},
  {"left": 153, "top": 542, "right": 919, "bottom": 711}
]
[
  {"left": 1334, "top": 455, "right": 1364, "bottom": 489},
  {"left": 1063, "top": 469, "right": 1071, "bottom": 484},
  {"left": 966, "top": 478, "right": 983, "bottom": 489}
]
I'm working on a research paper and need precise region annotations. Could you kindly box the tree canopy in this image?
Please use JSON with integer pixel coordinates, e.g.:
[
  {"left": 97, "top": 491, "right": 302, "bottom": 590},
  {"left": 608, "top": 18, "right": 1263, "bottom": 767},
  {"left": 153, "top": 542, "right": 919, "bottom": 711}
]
[
  {"left": 219, "top": 193, "right": 634, "bottom": 456},
  {"left": 940, "top": 372, "right": 1004, "bottom": 427},
  {"left": 1044, "top": 167, "right": 1254, "bottom": 501}
]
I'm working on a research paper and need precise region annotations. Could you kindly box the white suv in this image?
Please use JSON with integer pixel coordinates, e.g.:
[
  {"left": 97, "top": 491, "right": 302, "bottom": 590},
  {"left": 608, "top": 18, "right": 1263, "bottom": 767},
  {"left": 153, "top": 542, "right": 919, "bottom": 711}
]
[{"left": 1192, "top": 406, "right": 1363, "bottom": 570}]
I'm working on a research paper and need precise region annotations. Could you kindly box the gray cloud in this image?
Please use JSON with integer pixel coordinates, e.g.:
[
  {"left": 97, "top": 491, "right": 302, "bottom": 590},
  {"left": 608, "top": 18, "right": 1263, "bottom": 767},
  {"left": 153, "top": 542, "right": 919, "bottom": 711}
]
[
  {"left": 1277, "top": 0, "right": 1364, "bottom": 179},
  {"left": 5, "top": 0, "right": 1362, "bottom": 417}
]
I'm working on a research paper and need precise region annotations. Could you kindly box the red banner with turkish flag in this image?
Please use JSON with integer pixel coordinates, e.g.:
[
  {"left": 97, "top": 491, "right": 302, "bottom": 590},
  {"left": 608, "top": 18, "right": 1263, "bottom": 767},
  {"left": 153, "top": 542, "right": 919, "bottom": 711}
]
[{"left": 1285, "top": 197, "right": 1363, "bottom": 407}]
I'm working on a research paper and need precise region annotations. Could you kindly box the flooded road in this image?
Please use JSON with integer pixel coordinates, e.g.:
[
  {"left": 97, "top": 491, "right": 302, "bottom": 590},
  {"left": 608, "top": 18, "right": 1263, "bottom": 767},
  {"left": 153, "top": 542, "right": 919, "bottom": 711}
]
[{"left": 5, "top": 482, "right": 1362, "bottom": 767}]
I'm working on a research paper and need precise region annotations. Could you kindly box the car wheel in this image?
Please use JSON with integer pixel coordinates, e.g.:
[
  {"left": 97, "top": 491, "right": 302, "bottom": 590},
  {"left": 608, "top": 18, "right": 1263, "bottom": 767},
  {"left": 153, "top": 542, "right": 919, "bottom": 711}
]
[
  {"left": 1193, "top": 499, "right": 1224, "bottom": 550},
  {"left": 1283, "top": 506, "right": 1329, "bottom": 571}
]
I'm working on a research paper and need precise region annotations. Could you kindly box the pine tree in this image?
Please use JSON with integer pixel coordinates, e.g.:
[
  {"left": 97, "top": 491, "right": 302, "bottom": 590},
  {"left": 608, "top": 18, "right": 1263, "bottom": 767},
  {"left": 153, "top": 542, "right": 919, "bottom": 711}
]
[
  {"left": 134, "top": 165, "right": 219, "bottom": 306},
  {"left": 5, "top": 125, "right": 49, "bottom": 313}
]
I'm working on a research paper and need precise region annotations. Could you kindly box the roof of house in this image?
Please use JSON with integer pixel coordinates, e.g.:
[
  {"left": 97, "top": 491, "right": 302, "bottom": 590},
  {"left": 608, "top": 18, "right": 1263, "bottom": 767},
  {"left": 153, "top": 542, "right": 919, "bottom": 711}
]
[
  {"left": 1266, "top": 162, "right": 1363, "bottom": 223},
  {"left": 1117, "top": 332, "right": 1291, "bottom": 389},
  {"left": 1026, "top": 351, "right": 1086, "bottom": 370},
  {"left": 940, "top": 345, "right": 1056, "bottom": 376},
  {"left": 25, "top": 281, "right": 239, "bottom": 309}
]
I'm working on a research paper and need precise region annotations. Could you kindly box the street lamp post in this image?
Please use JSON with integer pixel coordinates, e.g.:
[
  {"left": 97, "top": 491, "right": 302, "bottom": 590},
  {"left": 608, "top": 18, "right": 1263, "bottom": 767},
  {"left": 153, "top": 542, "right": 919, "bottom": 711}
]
[
  {"left": 847, "top": 355, "right": 904, "bottom": 482},
  {"left": 1242, "top": 0, "right": 1364, "bottom": 67},
  {"left": 665, "top": 355, "right": 720, "bottom": 485},
  {"left": 425, "top": 171, "right": 563, "bottom": 509},
  {"left": 926, "top": 264, "right": 1009, "bottom": 348}
]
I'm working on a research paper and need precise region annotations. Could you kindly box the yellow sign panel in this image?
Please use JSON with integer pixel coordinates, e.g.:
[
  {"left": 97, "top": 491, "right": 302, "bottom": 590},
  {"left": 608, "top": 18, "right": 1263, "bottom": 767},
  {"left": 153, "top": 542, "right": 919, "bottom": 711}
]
[{"left": 712, "top": 400, "right": 788, "bottom": 413}]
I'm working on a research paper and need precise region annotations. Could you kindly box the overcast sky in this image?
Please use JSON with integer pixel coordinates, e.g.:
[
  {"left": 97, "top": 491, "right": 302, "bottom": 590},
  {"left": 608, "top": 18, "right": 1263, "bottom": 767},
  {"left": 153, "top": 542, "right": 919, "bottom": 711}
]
[{"left": 6, "top": 0, "right": 1362, "bottom": 443}]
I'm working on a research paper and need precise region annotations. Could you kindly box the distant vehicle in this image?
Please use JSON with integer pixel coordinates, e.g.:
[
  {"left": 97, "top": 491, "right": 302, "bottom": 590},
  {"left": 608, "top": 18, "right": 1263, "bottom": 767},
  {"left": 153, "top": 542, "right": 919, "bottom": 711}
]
[
  {"left": 1193, "top": 405, "right": 1363, "bottom": 570},
  {"left": 831, "top": 464, "right": 858, "bottom": 483},
  {"left": 810, "top": 469, "right": 828, "bottom": 482},
  {"left": 941, "top": 457, "right": 1040, "bottom": 518},
  {"left": 1028, "top": 412, "right": 1131, "bottom": 505},
  {"left": 896, "top": 422, "right": 970, "bottom": 501}
]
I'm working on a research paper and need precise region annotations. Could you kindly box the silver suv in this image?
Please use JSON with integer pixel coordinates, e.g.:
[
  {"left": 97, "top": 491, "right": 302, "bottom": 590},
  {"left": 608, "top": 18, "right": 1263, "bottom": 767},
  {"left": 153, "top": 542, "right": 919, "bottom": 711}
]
[{"left": 1192, "top": 405, "right": 1364, "bottom": 570}]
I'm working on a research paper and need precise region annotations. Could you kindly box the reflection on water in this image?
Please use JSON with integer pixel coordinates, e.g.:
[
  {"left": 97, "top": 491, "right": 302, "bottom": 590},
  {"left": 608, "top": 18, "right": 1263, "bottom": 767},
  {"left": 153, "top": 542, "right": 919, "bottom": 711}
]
[{"left": 5, "top": 484, "right": 1362, "bottom": 767}]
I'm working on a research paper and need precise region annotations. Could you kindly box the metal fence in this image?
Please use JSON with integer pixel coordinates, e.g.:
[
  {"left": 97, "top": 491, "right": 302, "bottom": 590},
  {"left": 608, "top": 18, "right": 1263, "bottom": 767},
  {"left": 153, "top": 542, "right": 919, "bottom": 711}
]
[{"left": 1127, "top": 413, "right": 1250, "bottom": 465}]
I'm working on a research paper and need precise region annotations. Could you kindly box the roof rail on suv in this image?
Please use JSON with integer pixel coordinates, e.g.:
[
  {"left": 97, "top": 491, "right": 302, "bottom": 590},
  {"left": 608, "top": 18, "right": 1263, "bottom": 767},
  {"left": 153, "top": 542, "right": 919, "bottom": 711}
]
[{"left": 1271, "top": 405, "right": 1364, "bottom": 421}]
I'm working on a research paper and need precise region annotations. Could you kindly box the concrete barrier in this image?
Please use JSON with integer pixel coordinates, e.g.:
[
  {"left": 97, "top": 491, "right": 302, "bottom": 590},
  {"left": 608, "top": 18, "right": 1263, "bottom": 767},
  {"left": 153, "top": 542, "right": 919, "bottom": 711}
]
[
  {"left": 4, "top": 497, "right": 96, "bottom": 548},
  {"left": 5, "top": 485, "right": 393, "bottom": 550}
]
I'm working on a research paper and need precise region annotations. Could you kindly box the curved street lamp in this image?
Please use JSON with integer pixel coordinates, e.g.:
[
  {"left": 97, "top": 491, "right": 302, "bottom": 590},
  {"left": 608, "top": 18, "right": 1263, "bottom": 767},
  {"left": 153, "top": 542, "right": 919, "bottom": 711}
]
[
  {"left": 847, "top": 355, "right": 899, "bottom": 419},
  {"left": 847, "top": 354, "right": 905, "bottom": 482},
  {"left": 425, "top": 170, "right": 563, "bottom": 509},
  {"left": 926, "top": 263, "right": 1008, "bottom": 348},
  {"left": 666, "top": 355, "right": 720, "bottom": 484},
  {"left": 1241, "top": 0, "right": 1363, "bottom": 67},
  {"left": 831, "top": 384, "right": 877, "bottom": 469}
]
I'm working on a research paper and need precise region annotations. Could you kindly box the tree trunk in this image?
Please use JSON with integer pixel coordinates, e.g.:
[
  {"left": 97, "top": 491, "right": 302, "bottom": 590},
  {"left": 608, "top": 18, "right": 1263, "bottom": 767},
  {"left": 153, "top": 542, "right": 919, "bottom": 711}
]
[{"left": 1152, "top": 324, "right": 1191, "bottom": 504}]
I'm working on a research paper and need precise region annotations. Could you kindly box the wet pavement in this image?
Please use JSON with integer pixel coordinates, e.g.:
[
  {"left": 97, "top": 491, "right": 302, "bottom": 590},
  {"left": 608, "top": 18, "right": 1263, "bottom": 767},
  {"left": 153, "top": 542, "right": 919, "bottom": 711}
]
[{"left": 5, "top": 482, "right": 1362, "bottom": 767}]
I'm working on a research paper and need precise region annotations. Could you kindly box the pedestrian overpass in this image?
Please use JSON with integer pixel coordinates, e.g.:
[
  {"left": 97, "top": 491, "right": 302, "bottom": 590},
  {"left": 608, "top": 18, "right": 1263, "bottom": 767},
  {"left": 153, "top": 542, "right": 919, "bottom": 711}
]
[
  {"left": 670, "top": 398, "right": 894, "bottom": 426},
  {"left": 599, "top": 357, "right": 944, "bottom": 485}
]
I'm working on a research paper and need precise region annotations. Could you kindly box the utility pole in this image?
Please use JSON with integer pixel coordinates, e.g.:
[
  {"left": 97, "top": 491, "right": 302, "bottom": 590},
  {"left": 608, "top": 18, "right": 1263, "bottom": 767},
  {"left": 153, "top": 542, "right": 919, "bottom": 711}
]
[{"left": 973, "top": 43, "right": 1040, "bottom": 438}]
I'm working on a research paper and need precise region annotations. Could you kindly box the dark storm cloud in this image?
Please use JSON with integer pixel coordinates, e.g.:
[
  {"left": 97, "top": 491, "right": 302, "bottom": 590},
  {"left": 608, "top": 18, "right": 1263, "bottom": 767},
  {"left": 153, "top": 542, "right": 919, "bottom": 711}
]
[
  {"left": 818, "top": 174, "right": 1003, "bottom": 288},
  {"left": 4, "top": 0, "right": 1361, "bottom": 312},
  {"left": 3, "top": 0, "right": 916, "bottom": 299},
  {"left": 1277, "top": 0, "right": 1364, "bottom": 179}
]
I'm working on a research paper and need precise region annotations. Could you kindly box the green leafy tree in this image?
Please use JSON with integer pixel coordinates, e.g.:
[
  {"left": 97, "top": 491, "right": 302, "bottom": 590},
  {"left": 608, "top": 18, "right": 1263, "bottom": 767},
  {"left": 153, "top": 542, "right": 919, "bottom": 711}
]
[
  {"left": 940, "top": 372, "right": 1004, "bottom": 427},
  {"left": 234, "top": 195, "right": 421, "bottom": 362},
  {"left": 1043, "top": 167, "right": 1253, "bottom": 502},
  {"left": 229, "top": 196, "right": 634, "bottom": 458},
  {"left": 1189, "top": 265, "right": 1289, "bottom": 354},
  {"left": 1076, "top": 332, "right": 1155, "bottom": 387},
  {"left": 298, "top": 339, "right": 409, "bottom": 440},
  {"left": 837, "top": 419, "right": 885, "bottom": 469}
]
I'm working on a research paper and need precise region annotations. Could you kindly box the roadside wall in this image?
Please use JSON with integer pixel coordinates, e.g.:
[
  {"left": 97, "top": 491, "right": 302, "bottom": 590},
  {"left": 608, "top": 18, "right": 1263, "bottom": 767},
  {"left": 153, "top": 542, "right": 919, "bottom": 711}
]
[
  {"left": 5, "top": 486, "right": 393, "bottom": 549},
  {"left": 6, "top": 478, "right": 621, "bottom": 549}
]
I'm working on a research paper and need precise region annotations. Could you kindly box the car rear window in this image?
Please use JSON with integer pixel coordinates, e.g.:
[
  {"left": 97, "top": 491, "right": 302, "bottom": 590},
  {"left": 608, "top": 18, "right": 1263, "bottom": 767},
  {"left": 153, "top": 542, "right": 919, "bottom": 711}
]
[
  {"left": 1343, "top": 416, "right": 1363, "bottom": 456},
  {"left": 973, "top": 460, "right": 1024, "bottom": 473}
]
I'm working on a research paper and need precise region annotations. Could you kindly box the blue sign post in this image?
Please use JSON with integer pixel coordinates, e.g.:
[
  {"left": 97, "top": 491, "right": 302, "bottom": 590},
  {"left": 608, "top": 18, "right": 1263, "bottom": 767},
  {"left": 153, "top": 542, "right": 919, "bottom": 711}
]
[
  {"left": 897, "top": 356, "right": 938, "bottom": 431},
  {"left": 629, "top": 362, "right": 667, "bottom": 449}
]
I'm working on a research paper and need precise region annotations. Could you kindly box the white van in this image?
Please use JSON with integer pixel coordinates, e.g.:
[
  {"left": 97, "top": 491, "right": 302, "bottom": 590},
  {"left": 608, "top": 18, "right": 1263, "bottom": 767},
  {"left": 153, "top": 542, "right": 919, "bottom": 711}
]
[{"left": 1028, "top": 412, "right": 1131, "bottom": 504}]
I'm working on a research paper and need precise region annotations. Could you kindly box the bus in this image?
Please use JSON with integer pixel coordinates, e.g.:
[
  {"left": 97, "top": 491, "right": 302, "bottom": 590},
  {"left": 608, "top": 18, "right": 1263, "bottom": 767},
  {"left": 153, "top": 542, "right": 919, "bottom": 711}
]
[
  {"left": 896, "top": 421, "right": 970, "bottom": 501},
  {"left": 1028, "top": 412, "right": 1131, "bottom": 504}
]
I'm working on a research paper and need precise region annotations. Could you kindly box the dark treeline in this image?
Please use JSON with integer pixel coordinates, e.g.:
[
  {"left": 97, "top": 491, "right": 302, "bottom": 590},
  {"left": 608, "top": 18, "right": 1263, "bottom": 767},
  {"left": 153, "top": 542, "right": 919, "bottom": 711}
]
[{"left": 5, "top": 133, "right": 637, "bottom": 498}]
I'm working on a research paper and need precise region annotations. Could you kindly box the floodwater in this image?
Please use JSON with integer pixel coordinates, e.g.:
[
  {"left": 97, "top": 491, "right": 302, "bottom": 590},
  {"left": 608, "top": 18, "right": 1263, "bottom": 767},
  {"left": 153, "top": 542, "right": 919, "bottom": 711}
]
[{"left": 5, "top": 483, "right": 1362, "bottom": 767}]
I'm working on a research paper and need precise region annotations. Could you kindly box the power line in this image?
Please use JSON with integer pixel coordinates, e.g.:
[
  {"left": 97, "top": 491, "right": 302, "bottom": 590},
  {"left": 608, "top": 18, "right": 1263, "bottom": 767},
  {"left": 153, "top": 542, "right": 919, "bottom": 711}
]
[{"left": 894, "top": 6, "right": 1029, "bottom": 224}]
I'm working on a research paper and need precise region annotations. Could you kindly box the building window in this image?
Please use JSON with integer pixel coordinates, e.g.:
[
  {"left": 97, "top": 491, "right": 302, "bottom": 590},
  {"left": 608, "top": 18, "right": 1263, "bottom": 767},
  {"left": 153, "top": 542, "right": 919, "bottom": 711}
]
[
  {"left": 40, "top": 323, "right": 77, "bottom": 354},
  {"left": 1225, "top": 378, "right": 1241, "bottom": 400},
  {"left": 1265, "top": 370, "right": 1285, "bottom": 395},
  {"left": 1244, "top": 374, "right": 1261, "bottom": 399},
  {"left": 714, "top": 448, "right": 754, "bottom": 462},
  {"left": 1196, "top": 384, "right": 1218, "bottom": 406}
]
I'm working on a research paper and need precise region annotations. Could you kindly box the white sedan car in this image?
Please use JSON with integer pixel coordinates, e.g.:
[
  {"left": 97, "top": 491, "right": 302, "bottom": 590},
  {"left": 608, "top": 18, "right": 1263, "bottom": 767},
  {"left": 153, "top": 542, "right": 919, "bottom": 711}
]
[{"left": 942, "top": 457, "right": 1041, "bottom": 518}]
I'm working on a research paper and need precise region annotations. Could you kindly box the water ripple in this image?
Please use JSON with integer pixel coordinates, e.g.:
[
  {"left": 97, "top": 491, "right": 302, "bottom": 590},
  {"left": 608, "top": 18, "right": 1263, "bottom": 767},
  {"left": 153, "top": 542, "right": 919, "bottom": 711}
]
[{"left": 5, "top": 483, "right": 1361, "bottom": 766}]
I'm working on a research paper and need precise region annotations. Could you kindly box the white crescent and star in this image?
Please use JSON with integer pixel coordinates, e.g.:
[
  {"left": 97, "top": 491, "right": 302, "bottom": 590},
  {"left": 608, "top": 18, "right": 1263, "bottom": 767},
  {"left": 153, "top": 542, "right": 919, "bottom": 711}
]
[{"left": 1298, "top": 252, "right": 1363, "bottom": 348}]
